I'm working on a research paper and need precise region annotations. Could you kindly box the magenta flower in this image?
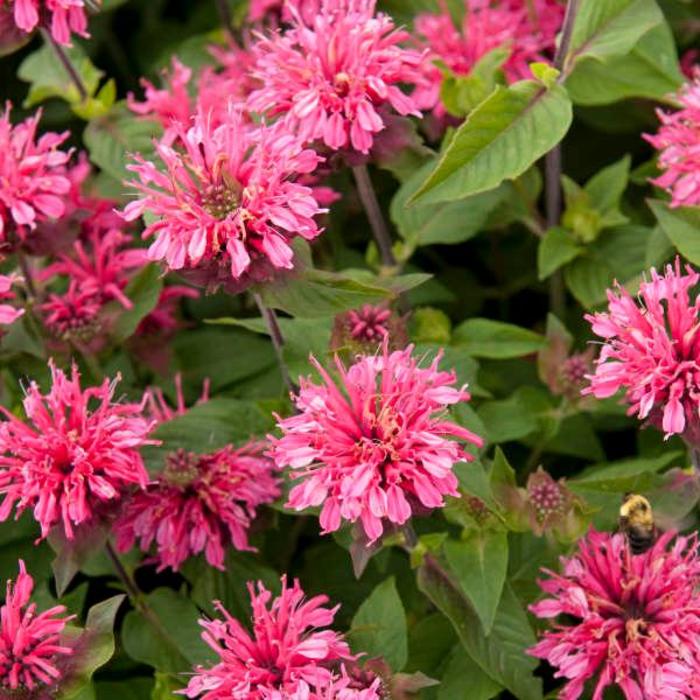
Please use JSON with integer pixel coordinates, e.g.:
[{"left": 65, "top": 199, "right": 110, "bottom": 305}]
[
  {"left": 0, "top": 361, "right": 156, "bottom": 539},
  {"left": 39, "top": 282, "right": 102, "bottom": 341},
  {"left": 141, "top": 373, "right": 209, "bottom": 424},
  {"left": 413, "top": 0, "right": 564, "bottom": 116},
  {"left": 124, "top": 106, "right": 325, "bottom": 293},
  {"left": 0, "top": 0, "right": 96, "bottom": 45},
  {"left": 248, "top": 0, "right": 427, "bottom": 154},
  {"left": 249, "top": 0, "right": 320, "bottom": 24},
  {"left": 135, "top": 285, "right": 199, "bottom": 338},
  {"left": 529, "top": 529, "right": 700, "bottom": 700},
  {"left": 0, "top": 560, "right": 74, "bottom": 692},
  {"left": 272, "top": 343, "right": 483, "bottom": 542},
  {"left": 645, "top": 74, "right": 700, "bottom": 207},
  {"left": 346, "top": 304, "right": 391, "bottom": 342},
  {"left": 583, "top": 260, "right": 700, "bottom": 442},
  {"left": 183, "top": 577, "right": 381, "bottom": 699},
  {"left": 0, "top": 273, "right": 24, "bottom": 326},
  {"left": 114, "top": 442, "right": 280, "bottom": 572},
  {"left": 0, "top": 104, "right": 71, "bottom": 245}
]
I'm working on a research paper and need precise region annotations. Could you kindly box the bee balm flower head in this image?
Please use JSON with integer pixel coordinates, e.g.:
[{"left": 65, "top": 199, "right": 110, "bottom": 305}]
[
  {"left": 114, "top": 443, "right": 280, "bottom": 572},
  {"left": 272, "top": 342, "right": 483, "bottom": 542},
  {"left": 248, "top": 0, "right": 427, "bottom": 154},
  {"left": 645, "top": 74, "right": 700, "bottom": 208},
  {"left": 183, "top": 576, "right": 382, "bottom": 699},
  {"left": 0, "top": 560, "right": 74, "bottom": 693},
  {"left": 0, "top": 361, "right": 156, "bottom": 539},
  {"left": 124, "top": 106, "right": 325, "bottom": 293},
  {"left": 3, "top": 0, "right": 96, "bottom": 46},
  {"left": 0, "top": 103, "right": 71, "bottom": 247},
  {"left": 529, "top": 529, "right": 700, "bottom": 700},
  {"left": 584, "top": 260, "right": 700, "bottom": 443}
]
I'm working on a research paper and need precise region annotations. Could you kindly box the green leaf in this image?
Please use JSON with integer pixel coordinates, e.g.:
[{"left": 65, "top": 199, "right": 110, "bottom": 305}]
[
  {"left": 537, "top": 227, "right": 584, "bottom": 280},
  {"left": 477, "top": 394, "right": 539, "bottom": 444},
  {"left": 391, "top": 160, "right": 506, "bottom": 248},
  {"left": 443, "top": 530, "right": 508, "bottom": 635},
  {"left": 566, "top": 23, "right": 682, "bottom": 105},
  {"left": 410, "top": 81, "right": 572, "bottom": 205},
  {"left": 122, "top": 588, "right": 213, "bottom": 673},
  {"left": 648, "top": 200, "right": 700, "bottom": 265},
  {"left": 96, "top": 680, "right": 154, "bottom": 700},
  {"left": 108, "top": 264, "right": 163, "bottom": 343},
  {"left": 18, "top": 43, "right": 103, "bottom": 109},
  {"left": 417, "top": 562, "right": 542, "bottom": 700},
  {"left": 350, "top": 577, "right": 408, "bottom": 672},
  {"left": 257, "top": 266, "right": 428, "bottom": 318},
  {"left": 567, "top": 0, "right": 663, "bottom": 66},
  {"left": 84, "top": 102, "right": 162, "bottom": 182},
  {"left": 564, "top": 225, "right": 652, "bottom": 308},
  {"left": 438, "top": 645, "right": 503, "bottom": 700},
  {"left": 453, "top": 318, "right": 545, "bottom": 358},
  {"left": 59, "top": 596, "right": 125, "bottom": 700},
  {"left": 571, "top": 452, "right": 682, "bottom": 491}
]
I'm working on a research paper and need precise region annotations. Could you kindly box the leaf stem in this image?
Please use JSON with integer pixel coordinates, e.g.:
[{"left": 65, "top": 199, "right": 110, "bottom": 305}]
[
  {"left": 104, "top": 541, "right": 191, "bottom": 668},
  {"left": 543, "top": 0, "right": 580, "bottom": 318},
  {"left": 41, "top": 29, "right": 88, "bottom": 102},
  {"left": 253, "top": 293, "right": 296, "bottom": 396},
  {"left": 352, "top": 164, "right": 397, "bottom": 269}
]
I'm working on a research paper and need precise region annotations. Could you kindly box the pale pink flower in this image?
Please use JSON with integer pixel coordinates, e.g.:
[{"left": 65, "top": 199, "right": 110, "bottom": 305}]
[
  {"left": 0, "top": 104, "right": 71, "bottom": 245},
  {"left": 0, "top": 0, "right": 96, "bottom": 45},
  {"left": 645, "top": 74, "right": 700, "bottom": 207},
  {"left": 529, "top": 529, "right": 700, "bottom": 700},
  {"left": 248, "top": 0, "right": 427, "bottom": 154},
  {"left": 584, "top": 260, "right": 700, "bottom": 442},
  {"left": 413, "top": 0, "right": 564, "bottom": 116},
  {"left": 0, "top": 273, "right": 24, "bottom": 326},
  {"left": 183, "top": 577, "right": 381, "bottom": 699},
  {"left": 271, "top": 342, "right": 483, "bottom": 543},
  {"left": 114, "top": 443, "right": 280, "bottom": 572},
  {"left": 0, "top": 361, "right": 156, "bottom": 539},
  {"left": 124, "top": 106, "right": 324, "bottom": 293},
  {"left": 0, "top": 560, "right": 74, "bottom": 692}
]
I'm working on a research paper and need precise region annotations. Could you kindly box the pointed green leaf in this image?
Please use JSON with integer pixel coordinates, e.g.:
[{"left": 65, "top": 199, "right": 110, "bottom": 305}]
[
  {"left": 443, "top": 530, "right": 508, "bottom": 635},
  {"left": 537, "top": 227, "right": 584, "bottom": 280},
  {"left": 410, "top": 81, "right": 572, "bottom": 205},
  {"left": 453, "top": 318, "right": 545, "bottom": 358},
  {"left": 648, "top": 200, "right": 700, "bottom": 265}
]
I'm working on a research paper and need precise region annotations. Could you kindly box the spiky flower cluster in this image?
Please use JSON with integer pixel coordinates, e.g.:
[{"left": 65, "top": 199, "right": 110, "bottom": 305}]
[
  {"left": 0, "top": 273, "right": 24, "bottom": 326},
  {"left": 413, "top": 0, "right": 565, "bottom": 116},
  {"left": 0, "top": 104, "right": 71, "bottom": 246},
  {"left": 272, "top": 342, "right": 483, "bottom": 542},
  {"left": 0, "top": 0, "right": 97, "bottom": 46},
  {"left": 114, "top": 443, "right": 280, "bottom": 572},
  {"left": 584, "top": 260, "right": 700, "bottom": 442},
  {"left": 248, "top": 0, "right": 426, "bottom": 154},
  {"left": 184, "top": 577, "right": 382, "bottom": 699},
  {"left": 124, "top": 106, "right": 324, "bottom": 292},
  {"left": 645, "top": 74, "right": 700, "bottom": 208},
  {"left": 0, "top": 362, "right": 155, "bottom": 539},
  {"left": 529, "top": 530, "right": 700, "bottom": 700},
  {"left": 0, "top": 560, "right": 74, "bottom": 693}
]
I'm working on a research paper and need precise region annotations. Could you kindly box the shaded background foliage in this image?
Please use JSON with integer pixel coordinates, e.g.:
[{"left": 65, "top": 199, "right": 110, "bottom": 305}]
[{"left": 1, "top": 0, "right": 700, "bottom": 699}]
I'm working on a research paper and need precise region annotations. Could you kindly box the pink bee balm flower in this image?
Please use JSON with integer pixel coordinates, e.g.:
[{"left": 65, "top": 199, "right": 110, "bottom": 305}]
[
  {"left": 271, "top": 343, "right": 483, "bottom": 542},
  {"left": 583, "top": 260, "right": 700, "bottom": 442},
  {"left": 644, "top": 74, "right": 700, "bottom": 207},
  {"left": 249, "top": 0, "right": 320, "bottom": 24},
  {"left": 114, "top": 443, "right": 280, "bottom": 572},
  {"left": 529, "top": 529, "right": 700, "bottom": 700},
  {"left": 183, "top": 577, "right": 382, "bottom": 699},
  {"left": 0, "top": 273, "right": 24, "bottom": 326},
  {"left": 0, "top": 104, "right": 71, "bottom": 245},
  {"left": 248, "top": 0, "right": 427, "bottom": 154},
  {"left": 0, "top": 361, "right": 156, "bottom": 539},
  {"left": 0, "top": 0, "right": 97, "bottom": 46},
  {"left": 39, "top": 282, "right": 102, "bottom": 341},
  {"left": 0, "top": 560, "right": 74, "bottom": 692},
  {"left": 124, "top": 106, "right": 325, "bottom": 293},
  {"left": 413, "top": 0, "right": 564, "bottom": 116}
]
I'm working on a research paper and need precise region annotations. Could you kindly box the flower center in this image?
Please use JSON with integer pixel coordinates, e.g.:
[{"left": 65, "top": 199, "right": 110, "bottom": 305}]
[
  {"left": 202, "top": 181, "right": 241, "bottom": 220},
  {"left": 333, "top": 72, "right": 352, "bottom": 97},
  {"left": 163, "top": 449, "right": 200, "bottom": 488}
]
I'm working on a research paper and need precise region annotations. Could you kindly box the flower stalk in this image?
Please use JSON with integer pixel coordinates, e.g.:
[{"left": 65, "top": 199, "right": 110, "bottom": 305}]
[
  {"left": 253, "top": 292, "right": 296, "bottom": 396},
  {"left": 41, "top": 28, "right": 88, "bottom": 102}
]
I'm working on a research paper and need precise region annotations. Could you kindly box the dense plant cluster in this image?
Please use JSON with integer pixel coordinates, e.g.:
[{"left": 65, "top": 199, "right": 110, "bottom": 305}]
[{"left": 0, "top": 0, "right": 699, "bottom": 698}]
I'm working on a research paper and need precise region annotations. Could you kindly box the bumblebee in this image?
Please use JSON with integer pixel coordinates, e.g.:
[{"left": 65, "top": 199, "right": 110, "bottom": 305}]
[{"left": 619, "top": 493, "right": 658, "bottom": 554}]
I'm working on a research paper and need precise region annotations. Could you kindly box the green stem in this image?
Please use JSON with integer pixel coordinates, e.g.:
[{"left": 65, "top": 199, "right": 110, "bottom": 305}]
[
  {"left": 253, "top": 293, "right": 296, "bottom": 396},
  {"left": 104, "top": 542, "right": 191, "bottom": 669},
  {"left": 41, "top": 29, "right": 88, "bottom": 102}
]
